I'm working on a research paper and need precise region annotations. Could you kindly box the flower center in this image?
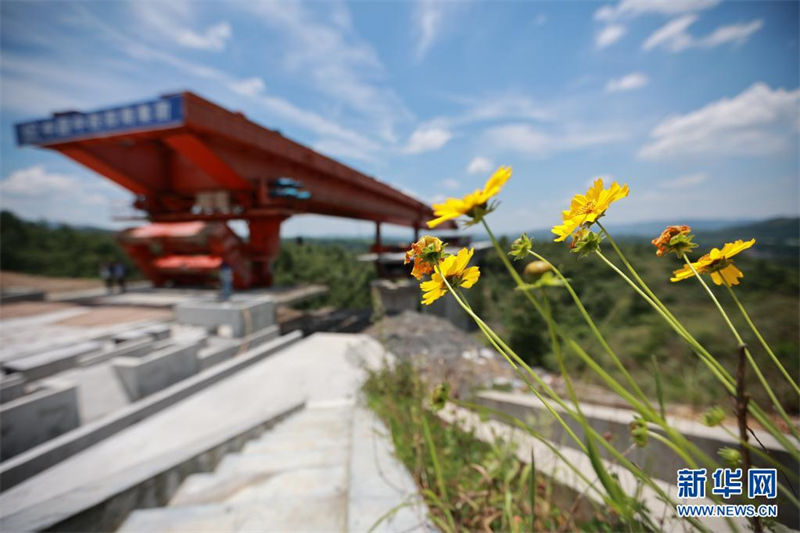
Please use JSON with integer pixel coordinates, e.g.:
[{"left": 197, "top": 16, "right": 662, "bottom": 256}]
[
  {"left": 575, "top": 201, "right": 597, "bottom": 215},
  {"left": 707, "top": 258, "right": 732, "bottom": 272}
]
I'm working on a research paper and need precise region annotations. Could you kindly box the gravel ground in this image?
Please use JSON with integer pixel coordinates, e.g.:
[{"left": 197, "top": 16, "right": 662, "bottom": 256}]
[{"left": 365, "top": 311, "right": 522, "bottom": 397}]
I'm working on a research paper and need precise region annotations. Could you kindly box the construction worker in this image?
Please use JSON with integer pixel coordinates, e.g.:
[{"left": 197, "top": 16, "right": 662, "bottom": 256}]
[
  {"left": 112, "top": 261, "right": 127, "bottom": 293},
  {"left": 219, "top": 261, "right": 233, "bottom": 301}
]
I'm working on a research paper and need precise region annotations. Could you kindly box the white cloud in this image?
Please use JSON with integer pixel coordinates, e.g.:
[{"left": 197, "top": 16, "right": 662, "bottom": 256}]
[
  {"left": 639, "top": 83, "right": 800, "bottom": 159},
  {"left": 62, "top": 9, "right": 384, "bottom": 160},
  {"left": 175, "top": 21, "right": 232, "bottom": 51},
  {"left": 228, "top": 77, "right": 266, "bottom": 97},
  {"left": 596, "top": 24, "right": 626, "bottom": 48},
  {"left": 430, "top": 93, "right": 553, "bottom": 134},
  {"left": 312, "top": 138, "right": 378, "bottom": 164},
  {"left": 0, "top": 50, "right": 146, "bottom": 114},
  {"left": 606, "top": 72, "right": 649, "bottom": 92},
  {"left": 699, "top": 19, "right": 764, "bottom": 48},
  {"left": 0, "top": 166, "right": 130, "bottom": 227},
  {"left": 534, "top": 13, "right": 547, "bottom": 26},
  {"left": 595, "top": 0, "right": 720, "bottom": 22},
  {"left": 403, "top": 126, "right": 452, "bottom": 154},
  {"left": 241, "top": 2, "right": 410, "bottom": 143},
  {"left": 414, "top": 0, "right": 445, "bottom": 61},
  {"left": 467, "top": 157, "right": 493, "bottom": 174},
  {"left": 484, "top": 124, "right": 626, "bottom": 158},
  {"left": 131, "top": 2, "right": 232, "bottom": 51},
  {"left": 595, "top": 0, "right": 723, "bottom": 54},
  {"left": 643, "top": 15, "right": 698, "bottom": 51},
  {"left": 661, "top": 172, "right": 708, "bottom": 188},
  {"left": 643, "top": 16, "right": 763, "bottom": 52},
  {"left": 0, "top": 165, "right": 74, "bottom": 195},
  {"left": 440, "top": 178, "right": 460, "bottom": 190}
]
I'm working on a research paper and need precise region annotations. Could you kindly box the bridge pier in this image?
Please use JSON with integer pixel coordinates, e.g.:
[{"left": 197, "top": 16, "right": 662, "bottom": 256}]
[{"left": 248, "top": 217, "right": 285, "bottom": 287}]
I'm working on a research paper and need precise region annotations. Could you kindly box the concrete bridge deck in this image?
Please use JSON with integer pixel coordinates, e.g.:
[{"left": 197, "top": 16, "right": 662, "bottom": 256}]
[{"left": 0, "top": 333, "right": 428, "bottom": 532}]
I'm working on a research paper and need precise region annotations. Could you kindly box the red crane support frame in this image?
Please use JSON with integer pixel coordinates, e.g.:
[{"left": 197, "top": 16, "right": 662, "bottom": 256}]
[{"left": 15, "top": 92, "right": 454, "bottom": 286}]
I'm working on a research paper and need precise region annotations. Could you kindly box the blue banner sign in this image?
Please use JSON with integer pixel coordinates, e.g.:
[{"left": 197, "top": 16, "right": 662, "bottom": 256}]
[{"left": 15, "top": 94, "right": 184, "bottom": 146}]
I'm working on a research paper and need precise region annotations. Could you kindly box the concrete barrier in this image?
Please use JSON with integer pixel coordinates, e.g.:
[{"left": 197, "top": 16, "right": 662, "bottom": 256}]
[
  {"left": 198, "top": 325, "right": 279, "bottom": 371},
  {"left": 113, "top": 324, "right": 171, "bottom": 344},
  {"left": 3, "top": 341, "right": 101, "bottom": 381},
  {"left": 175, "top": 296, "right": 276, "bottom": 337},
  {"left": 78, "top": 338, "right": 158, "bottom": 367},
  {"left": 474, "top": 390, "right": 800, "bottom": 529},
  {"left": 370, "top": 279, "right": 418, "bottom": 317},
  {"left": 424, "top": 293, "right": 474, "bottom": 330},
  {"left": 113, "top": 341, "right": 203, "bottom": 401},
  {"left": 0, "top": 378, "right": 80, "bottom": 461},
  {"left": 0, "top": 374, "right": 26, "bottom": 404},
  {"left": 0, "top": 288, "right": 45, "bottom": 304},
  {"left": 0, "top": 331, "right": 302, "bottom": 491},
  {"left": 438, "top": 403, "right": 741, "bottom": 533},
  {"left": 4, "top": 402, "right": 304, "bottom": 533}
]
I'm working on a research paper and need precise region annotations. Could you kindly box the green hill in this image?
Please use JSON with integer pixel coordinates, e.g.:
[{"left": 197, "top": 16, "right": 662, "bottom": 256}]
[{"left": 0, "top": 210, "right": 135, "bottom": 278}]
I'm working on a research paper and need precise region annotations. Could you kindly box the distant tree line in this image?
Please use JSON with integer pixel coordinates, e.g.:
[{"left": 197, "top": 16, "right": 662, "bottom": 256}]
[{"left": 0, "top": 210, "right": 134, "bottom": 278}]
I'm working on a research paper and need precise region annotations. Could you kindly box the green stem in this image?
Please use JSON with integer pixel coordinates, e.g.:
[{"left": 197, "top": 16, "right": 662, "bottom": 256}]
[
  {"left": 530, "top": 250, "right": 652, "bottom": 407},
  {"left": 482, "top": 223, "right": 722, "bottom": 469},
  {"left": 726, "top": 284, "right": 800, "bottom": 396},
  {"left": 648, "top": 431, "right": 700, "bottom": 470},
  {"left": 445, "top": 275, "right": 711, "bottom": 531},
  {"left": 592, "top": 246, "right": 796, "bottom": 458},
  {"left": 594, "top": 250, "right": 735, "bottom": 391},
  {"left": 597, "top": 221, "right": 661, "bottom": 306},
  {"left": 719, "top": 426, "right": 800, "bottom": 486},
  {"left": 682, "top": 255, "right": 800, "bottom": 443}
]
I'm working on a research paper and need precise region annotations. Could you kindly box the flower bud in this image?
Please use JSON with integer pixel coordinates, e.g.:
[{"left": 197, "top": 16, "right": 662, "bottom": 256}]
[
  {"left": 702, "top": 406, "right": 726, "bottom": 427},
  {"left": 509, "top": 233, "right": 533, "bottom": 261},
  {"left": 570, "top": 229, "right": 603, "bottom": 257},
  {"left": 718, "top": 447, "right": 742, "bottom": 467},
  {"left": 629, "top": 417, "right": 648, "bottom": 447},
  {"left": 523, "top": 260, "right": 552, "bottom": 279}
]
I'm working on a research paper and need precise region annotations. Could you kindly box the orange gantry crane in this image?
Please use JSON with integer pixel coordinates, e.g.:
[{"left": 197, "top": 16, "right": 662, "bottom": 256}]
[{"left": 15, "top": 92, "right": 453, "bottom": 287}]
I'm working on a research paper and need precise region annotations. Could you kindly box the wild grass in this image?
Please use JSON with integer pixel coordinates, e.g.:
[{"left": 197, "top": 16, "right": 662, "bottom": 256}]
[{"left": 362, "top": 361, "right": 617, "bottom": 532}]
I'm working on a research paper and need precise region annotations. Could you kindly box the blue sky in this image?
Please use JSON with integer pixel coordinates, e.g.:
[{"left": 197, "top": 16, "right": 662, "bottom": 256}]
[{"left": 0, "top": 0, "right": 798, "bottom": 238}]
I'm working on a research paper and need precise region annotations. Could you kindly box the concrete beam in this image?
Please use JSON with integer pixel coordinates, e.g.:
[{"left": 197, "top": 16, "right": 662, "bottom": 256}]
[
  {"left": 174, "top": 296, "right": 276, "bottom": 337},
  {"left": 3, "top": 341, "right": 101, "bottom": 382},
  {"left": 0, "top": 332, "right": 302, "bottom": 492},
  {"left": 0, "top": 379, "right": 80, "bottom": 461},
  {"left": 113, "top": 341, "right": 204, "bottom": 401}
]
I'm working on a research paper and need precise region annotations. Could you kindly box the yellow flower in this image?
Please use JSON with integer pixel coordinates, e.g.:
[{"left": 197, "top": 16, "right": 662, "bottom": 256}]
[
  {"left": 671, "top": 239, "right": 755, "bottom": 286},
  {"left": 552, "top": 178, "right": 629, "bottom": 242},
  {"left": 420, "top": 248, "right": 481, "bottom": 305},
  {"left": 404, "top": 235, "right": 444, "bottom": 280},
  {"left": 427, "top": 166, "right": 512, "bottom": 228}
]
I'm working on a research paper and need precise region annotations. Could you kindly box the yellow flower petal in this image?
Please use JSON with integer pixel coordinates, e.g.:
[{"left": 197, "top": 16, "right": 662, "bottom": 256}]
[
  {"left": 427, "top": 214, "right": 455, "bottom": 228},
  {"left": 711, "top": 264, "right": 744, "bottom": 286},
  {"left": 460, "top": 266, "right": 481, "bottom": 288},
  {"left": 670, "top": 265, "right": 695, "bottom": 282},
  {"left": 553, "top": 178, "right": 629, "bottom": 242},
  {"left": 453, "top": 248, "right": 474, "bottom": 273},
  {"left": 482, "top": 166, "right": 512, "bottom": 198},
  {"left": 719, "top": 239, "right": 756, "bottom": 258},
  {"left": 551, "top": 216, "right": 582, "bottom": 242},
  {"left": 426, "top": 167, "right": 512, "bottom": 227}
]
